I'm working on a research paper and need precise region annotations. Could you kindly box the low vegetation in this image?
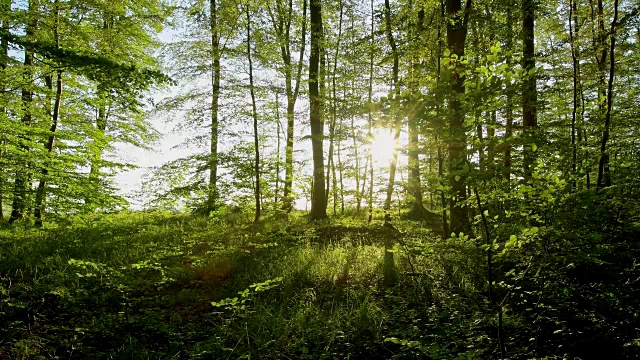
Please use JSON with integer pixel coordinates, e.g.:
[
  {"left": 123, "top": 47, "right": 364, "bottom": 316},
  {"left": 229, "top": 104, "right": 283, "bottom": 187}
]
[{"left": 2, "top": 194, "right": 638, "bottom": 359}]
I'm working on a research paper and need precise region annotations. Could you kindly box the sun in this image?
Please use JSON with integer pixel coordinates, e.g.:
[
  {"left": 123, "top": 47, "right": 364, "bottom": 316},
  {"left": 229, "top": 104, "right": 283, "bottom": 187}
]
[{"left": 370, "top": 128, "right": 397, "bottom": 166}]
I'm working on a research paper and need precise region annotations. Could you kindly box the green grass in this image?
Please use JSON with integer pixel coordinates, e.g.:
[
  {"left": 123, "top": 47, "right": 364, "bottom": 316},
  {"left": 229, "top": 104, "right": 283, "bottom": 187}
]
[
  {"left": 3, "top": 207, "right": 637, "bottom": 359},
  {"left": 0, "top": 211, "right": 493, "bottom": 359}
]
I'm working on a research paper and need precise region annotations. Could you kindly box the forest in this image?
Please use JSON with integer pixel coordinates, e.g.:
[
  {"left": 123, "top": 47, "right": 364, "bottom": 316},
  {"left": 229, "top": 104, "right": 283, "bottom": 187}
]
[{"left": 1, "top": 0, "right": 639, "bottom": 358}]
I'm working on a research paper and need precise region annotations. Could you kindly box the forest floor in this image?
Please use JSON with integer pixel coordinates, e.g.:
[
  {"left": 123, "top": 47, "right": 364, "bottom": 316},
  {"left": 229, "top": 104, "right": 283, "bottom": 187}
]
[{"left": 0, "top": 208, "right": 638, "bottom": 359}]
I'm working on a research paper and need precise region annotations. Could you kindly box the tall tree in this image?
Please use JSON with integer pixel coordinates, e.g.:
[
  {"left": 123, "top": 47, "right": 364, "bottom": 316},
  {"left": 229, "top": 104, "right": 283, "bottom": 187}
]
[
  {"left": 208, "top": 0, "right": 221, "bottom": 211},
  {"left": 407, "top": 5, "right": 428, "bottom": 220},
  {"left": 267, "top": 0, "right": 307, "bottom": 212},
  {"left": 382, "top": 0, "right": 401, "bottom": 223},
  {"left": 9, "top": 0, "right": 37, "bottom": 223},
  {"left": 309, "top": 0, "right": 327, "bottom": 220},
  {"left": 596, "top": 0, "right": 618, "bottom": 188},
  {"left": 34, "top": 0, "right": 62, "bottom": 226},
  {"left": 445, "top": 0, "right": 471, "bottom": 235},
  {"left": 0, "top": 0, "right": 9, "bottom": 221},
  {"left": 246, "top": 4, "right": 261, "bottom": 222},
  {"left": 522, "top": 0, "right": 537, "bottom": 180}
]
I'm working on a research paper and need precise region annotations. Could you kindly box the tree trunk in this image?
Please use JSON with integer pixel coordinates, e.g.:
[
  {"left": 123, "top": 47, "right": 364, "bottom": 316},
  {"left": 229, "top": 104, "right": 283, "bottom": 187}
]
[
  {"left": 503, "top": 2, "right": 513, "bottom": 182},
  {"left": 246, "top": 5, "right": 261, "bottom": 222},
  {"left": 0, "top": 0, "right": 9, "bottom": 221},
  {"left": 407, "top": 7, "right": 428, "bottom": 220},
  {"left": 569, "top": 0, "right": 579, "bottom": 189},
  {"left": 446, "top": 0, "right": 471, "bottom": 235},
  {"left": 207, "top": 0, "right": 221, "bottom": 212},
  {"left": 309, "top": 0, "right": 326, "bottom": 220},
  {"left": 522, "top": 0, "right": 537, "bottom": 181},
  {"left": 274, "top": 92, "right": 282, "bottom": 208},
  {"left": 383, "top": 0, "right": 401, "bottom": 224},
  {"left": 34, "top": 1, "right": 61, "bottom": 226},
  {"left": 367, "top": 0, "right": 375, "bottom": 223},
  {"left": 34, "top": 69, "right": 62, "bottom": 226},
  {"left": 596, "top": 0, "right": 618, "bottom": 188},
  {"left": 9, "top": 0, "right": 37, "bottom": 223},
  {"left": 437, "top": 0, "right": 448, "bottom": 236},
  {"left": 279, "top": 0, "right": 307, "bottom": 212}
]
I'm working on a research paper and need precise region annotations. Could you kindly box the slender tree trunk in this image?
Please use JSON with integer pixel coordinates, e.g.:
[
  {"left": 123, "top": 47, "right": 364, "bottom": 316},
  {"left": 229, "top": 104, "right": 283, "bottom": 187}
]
[
  {"left": 503, "top": 2, "right": 513, "bottom": 182},
  {"left": 309, "top": 0, "right": 326, "bottom": 220},
  {"left": 279, "top": 0, "right": 307, "bottom": 212},
  {"left": 487, "top": 110, "right": 496, "bottom": 178},
  {"left": 367, "top": 0, "right": 375, "bottom": 223},
  {"left": 522, "top": 0, "right": 537, "bottom": 180},
  {"left": 274, "top": 92, "right": 282, "bottom": 208},
  {"left": 34, "top": 69, "right": 62, "bottom": 226},
  {"left": 446, "top": 0, "right": 471, "bottom": 235},
  {"left": 0, "top": 0, "right": 9, "bottom": 221},
  {"left": 350, "top": 89, "right": 361, "bottom": 212},
  {"left": 9, "top": 0, "right": 37, "bottom": 223},
  {"left": 34, "top": 2, "right": 61, "bottom": 226},
  {"left": 437, "top": 0, "right": 448, "bottom": 236},
  {"left": 336, "top": 115, "right": 345, "bottom": 214},
  {"left": 207, "top": 0, "right": 221, "bottom": 212},
  {"left": 246, "top": 6, "right": 261, "bottom": 222},
  {"left": 330, "top": 1, "right": 343, "bottom": 214},
  {"left": 383, "top": 0, "right": 401, "bottom": 224},
  {"left": 407, "top": 7, "right": 428, "bottom": 220},
  {"left": 569, "top": 0, "right": 579, "bottom": 189},
  {"left": 597, "top": 0, "right": 618, "bottom": 188}
]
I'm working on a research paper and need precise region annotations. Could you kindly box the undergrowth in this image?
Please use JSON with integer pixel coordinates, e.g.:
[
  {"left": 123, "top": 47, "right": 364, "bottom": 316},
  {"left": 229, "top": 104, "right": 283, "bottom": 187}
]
[{"left": 0, "top": 205, "right": 638, "bottom": 359}]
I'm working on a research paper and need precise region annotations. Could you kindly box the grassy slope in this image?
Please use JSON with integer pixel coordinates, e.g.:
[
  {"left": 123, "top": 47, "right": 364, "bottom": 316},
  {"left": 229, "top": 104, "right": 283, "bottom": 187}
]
[{"left": 1, "top": 206, "right": 638, "bottom": 359}]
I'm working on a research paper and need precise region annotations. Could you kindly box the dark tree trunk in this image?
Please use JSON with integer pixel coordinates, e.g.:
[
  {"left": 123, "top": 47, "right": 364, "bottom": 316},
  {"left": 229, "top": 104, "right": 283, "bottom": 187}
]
[
  {"left": 10, "top": 0, "right": 37, "bottom": 223},
  {"left": 446, "top": 0, "right": 471, "bottom": 235},
  {"left": 407, "top": 6, "right": 428, "bottom": 220},
  {"left": 34, "top": 2, "right": 61, "bottom": 226},
  {"left": 503, "top": 2, "right": 513, "bottom": 182},
  {"left": 0, "top": 0, "right": 9, "bottom": 221},
  {"left": 207, "top": 0, "right": 221, "bottom": 212},
  {"left": 596, "top": 0, "right": 618, "bottom": 188},
  {"left": 382, "top": 0, "right": 401, "bottom": 224},
  {"left": 246, "top": 5, "right": 261, "bottom": 222},
  {"left": 309, "top": 0, "right": 326, "bottom": 220},
  {"left": 522, "top": 0, "right": 537, "bottom": 180},
  {"left": 367, "top": 0, "right": 375, "bottom": 223}
]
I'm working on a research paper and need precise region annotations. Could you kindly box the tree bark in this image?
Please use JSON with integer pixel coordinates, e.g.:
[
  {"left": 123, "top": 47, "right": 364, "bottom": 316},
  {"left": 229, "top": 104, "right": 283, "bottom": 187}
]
[
  {"left": 522, "top": 0, "right": 537, "bottom": 181},
  {"left": 309, "top": 0, "right": 326, "bottom": 220},
  {"left": 274, "top": 92, "right": 282, "bottom": 208},
  {"left": 503, "top": 1, "right": 513, "bottom": 182},
  {"left": 0, "top": 0, "right": 9, "bottom": 221},
  {"left": 446, "top": 0, "right": 471, "bottom": 235},
  {"left": 34, "top": 1, "right": 61, "bottom": 226},
  {"left": 596, "top": 0, "right": 618, "bottom": 188},
  {"left": 407, "top": 6, "right": 428, "bottom": 220},
  {"left": 9, "top": 0, "right": 37, "bottom": 223},
  {"left": 207, "top": 0, "right": 221, "bottom": 212},
  {"left": 367, "top": 0, "right": 375, "bottom": 223},
  {"left": 273, "top": 0, "right": 307, "bottom": 212},
  {"left": 569, "top": 0, "right": 579, "bottom": 189},
  {"left": 382, "top": 0, "right": 401, "bottom": 224},
  {"left": 246, "top": 5, "right": 261, "bottom": 222}
]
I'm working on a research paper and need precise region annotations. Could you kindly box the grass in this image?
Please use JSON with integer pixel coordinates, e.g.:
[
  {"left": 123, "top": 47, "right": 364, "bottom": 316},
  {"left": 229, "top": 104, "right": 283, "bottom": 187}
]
[
  {"left": 5, "top": 206, "right": 636, "bottom": 359},
  {"left": 0, "top": 210, "right": 494, "bottom": 359}
]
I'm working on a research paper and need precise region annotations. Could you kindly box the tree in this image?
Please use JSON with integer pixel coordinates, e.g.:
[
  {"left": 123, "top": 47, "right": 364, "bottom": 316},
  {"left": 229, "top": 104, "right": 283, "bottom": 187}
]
[
  {"left": 382, "top": 0, "right": 401, "bottom": 224},
  {"left": 309, "top": 0, "right": 326, "bottom": 220},
  {"left": 266, "top": 0, "right": 307, "bottom": 212},
  {"left": 245, "top": 3, "right": 261, "bottom": 222},
  {"left": 522, "top": 0, "right": 537, "bottom": 181},
  {"left": 445, "top": 0, "right": 472, "bottom": 235}
]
